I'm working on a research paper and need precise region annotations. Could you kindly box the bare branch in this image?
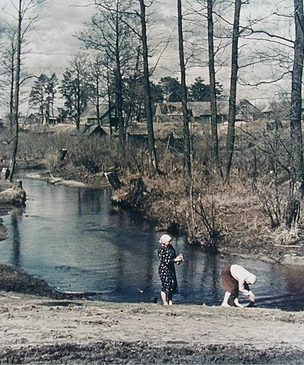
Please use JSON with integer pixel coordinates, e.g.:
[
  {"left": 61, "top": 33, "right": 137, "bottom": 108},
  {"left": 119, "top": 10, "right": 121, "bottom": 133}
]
[
  {"left": 238, "top": 71, "right": 290, "bottom": 87},
  {"left": 244, "top": 29, "right": 294, "bottom": 46}
]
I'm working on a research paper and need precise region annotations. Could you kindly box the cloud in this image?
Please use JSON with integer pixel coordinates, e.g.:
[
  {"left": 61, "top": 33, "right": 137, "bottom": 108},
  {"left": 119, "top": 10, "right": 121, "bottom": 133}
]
[{"left": 27, "top": 1, "right": 95, "bottom": 72}]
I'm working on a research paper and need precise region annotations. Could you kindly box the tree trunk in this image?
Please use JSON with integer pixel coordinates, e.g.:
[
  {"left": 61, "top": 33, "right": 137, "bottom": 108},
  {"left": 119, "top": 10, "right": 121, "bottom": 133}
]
[
  {"left": 9, "top": 35, "right": 16, "bottom": 130},
  {"left": 96, "top": 78, "right": 101, "bottom": 126},
  {"left": 224, "top": 0, "right": 242, "bottom": 181},
  {"left": 115, "top": 62, "right": 126, "bottom": 155},
  {"left": 207, "top": 0, "right": 221, "bottom": 175},
  {"left": 177, "top": 0, "right": 191, "bottom": 177},
  {"left": 113, "top": 7, "right": 126, "bottom": 157},
  {"left": 8, "top": 0, "right": 22, "bottom": 183},
  {"left": 290, "top": 0, "right": 304, "bottom": 188},
  {"left": 139, "top": 0, "right": 159, "bottom": 175}
]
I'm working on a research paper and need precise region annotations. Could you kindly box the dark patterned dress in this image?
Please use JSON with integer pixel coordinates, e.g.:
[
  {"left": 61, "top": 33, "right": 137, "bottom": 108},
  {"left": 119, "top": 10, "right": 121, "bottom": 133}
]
[{"left": 158, "top": 243, "right": 178, "bottom": 295}]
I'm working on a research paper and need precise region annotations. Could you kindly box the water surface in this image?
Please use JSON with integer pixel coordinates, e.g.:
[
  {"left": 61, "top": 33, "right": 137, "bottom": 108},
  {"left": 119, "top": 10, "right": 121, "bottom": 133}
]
[{"left": 1, "top": 176, "right": 304, "bottom": 311}]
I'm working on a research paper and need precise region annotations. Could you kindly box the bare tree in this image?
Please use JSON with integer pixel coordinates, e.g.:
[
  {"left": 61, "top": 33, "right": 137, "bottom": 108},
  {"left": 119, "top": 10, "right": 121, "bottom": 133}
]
[
  {"left": 138, "top": 0, "right": 159, "bottom": 175},
  {"left": 206, "top": 0, "right": 221, "bottom": 174},
  {"left": 177, "top": 0, "right": 192, "bottom": 177},
  {"left": 8, "top": 0, "right": 23, "bottom": 182},
  {"left": 1, "top": 0, "right": 45, "bottom": 182},
  {"left": 224, "top": 0, "right": 242, "bottom": 181},
  {"left": 0, "top": 28, "right": 17, "bottom": 128},
  {"left": 88, "top": 54, "right": 107, "bottom": 126},
  {"left": 290, "top": 0, "right": 304, "bottom": 188},
  {"left": 79, "top": 0, "right": 138, "bottom": 155},
  {"left": 60, "top": 53, "right": 91, "bottom": 130}
]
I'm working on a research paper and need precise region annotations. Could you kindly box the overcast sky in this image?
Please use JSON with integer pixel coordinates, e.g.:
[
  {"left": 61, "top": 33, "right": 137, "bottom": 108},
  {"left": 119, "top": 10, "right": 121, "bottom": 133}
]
[
  {"left": 2, "top": 0, "right": 96, "bottom": 74},
  {"left": 0, "top": 0, "right": 295, "bottom": 117}
]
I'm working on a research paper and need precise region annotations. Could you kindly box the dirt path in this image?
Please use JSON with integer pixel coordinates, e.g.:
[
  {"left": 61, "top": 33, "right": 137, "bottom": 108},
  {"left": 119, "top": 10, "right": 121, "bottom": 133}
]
[{"left": 1, "top": 292, "right": 304, "bottom": 364}]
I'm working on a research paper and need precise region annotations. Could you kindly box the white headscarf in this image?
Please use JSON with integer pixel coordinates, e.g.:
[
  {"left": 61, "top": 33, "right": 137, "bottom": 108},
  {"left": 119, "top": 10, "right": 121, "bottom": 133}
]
[{"left": 159, "top": 234, "right": 172, "bottom": 244}]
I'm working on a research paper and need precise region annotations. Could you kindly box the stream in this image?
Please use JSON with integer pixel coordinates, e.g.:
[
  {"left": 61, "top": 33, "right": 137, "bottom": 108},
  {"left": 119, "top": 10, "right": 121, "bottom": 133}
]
[{"left": 1, "top": 176, "right": 304, "bottom": 311}]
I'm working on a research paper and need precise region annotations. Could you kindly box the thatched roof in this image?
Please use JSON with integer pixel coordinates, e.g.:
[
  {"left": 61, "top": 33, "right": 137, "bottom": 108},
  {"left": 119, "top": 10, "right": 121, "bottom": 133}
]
[
  {"left": 80, "top": 124, "right": 109, "bottom": 137},
  {"left": 155, "top": 101, "right": 229, "bottom": 117}
]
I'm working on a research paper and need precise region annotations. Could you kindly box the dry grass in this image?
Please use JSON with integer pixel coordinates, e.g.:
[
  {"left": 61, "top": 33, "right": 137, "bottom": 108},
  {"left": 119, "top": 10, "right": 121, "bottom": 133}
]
[{"left": 1, "top": 120, "right": 303, "bottom": 255}]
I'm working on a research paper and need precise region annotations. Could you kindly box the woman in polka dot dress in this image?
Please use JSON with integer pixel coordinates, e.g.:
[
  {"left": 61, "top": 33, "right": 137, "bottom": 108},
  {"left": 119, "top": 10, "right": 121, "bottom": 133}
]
[{"left": 157, "top": 234, "right": 184, "bottom": 305}]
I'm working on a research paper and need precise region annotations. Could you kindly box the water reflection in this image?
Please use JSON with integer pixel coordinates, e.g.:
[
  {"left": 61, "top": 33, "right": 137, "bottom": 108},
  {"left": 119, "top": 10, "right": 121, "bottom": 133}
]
[
  {"left": 10, "top": 207, "right": 23, "bottom": 267},
  {"left": 0, "top": 177, "right": 304, "bottom": 311}
]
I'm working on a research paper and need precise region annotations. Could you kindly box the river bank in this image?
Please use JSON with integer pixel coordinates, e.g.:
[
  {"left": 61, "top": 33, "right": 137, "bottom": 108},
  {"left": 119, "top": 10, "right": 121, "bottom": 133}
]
[
  {"left": 0, "top": 173, "right": 304, "bottom": 363},
  {"left": 2, "top": 167, "right": 304, "bottom": 269},
  {"left": 18, "top": 169, "right": 304, "bottom": 267}
]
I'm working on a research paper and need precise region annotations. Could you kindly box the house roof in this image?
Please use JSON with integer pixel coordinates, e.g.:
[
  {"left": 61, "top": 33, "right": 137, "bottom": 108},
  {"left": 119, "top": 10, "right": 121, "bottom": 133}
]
[
  {"left": 80, "top": 124, "right": 109, "bottom": 136},
  {"left": 81, "top": 103, "right": 110, "bottom": 119},
  {"left": 190, "top": 101, "right": 229, "bottom": 117},
  {"left": 155, "top": 100, "right": 229, "bottom": 117}
]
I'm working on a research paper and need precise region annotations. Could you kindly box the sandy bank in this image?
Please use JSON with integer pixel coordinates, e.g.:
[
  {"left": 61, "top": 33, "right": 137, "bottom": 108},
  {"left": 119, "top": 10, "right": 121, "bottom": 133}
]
[{"left": 0, "top": 292, "right": 304, "bottom": 364}]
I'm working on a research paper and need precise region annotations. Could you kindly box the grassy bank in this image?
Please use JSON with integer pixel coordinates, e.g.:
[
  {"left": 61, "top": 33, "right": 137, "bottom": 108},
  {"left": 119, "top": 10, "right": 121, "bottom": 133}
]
[{"left": 0, "top": 120, "right": 303, "bottom": 263}]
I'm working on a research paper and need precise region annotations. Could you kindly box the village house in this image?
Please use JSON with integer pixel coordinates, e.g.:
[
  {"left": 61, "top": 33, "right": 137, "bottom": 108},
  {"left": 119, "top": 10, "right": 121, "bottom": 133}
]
[
  {"left": 79, "top": 123, "right": 110, "bottom": 137},
  {"left": 237, "top": 99, "right": 265, "bottom": 121},
  {"left": 80, "top": 103, "right": 112, "bottom": 126},
  {"left": 154, "top": 100, "right": 230, "bottom": 124},
  {"left": 154, "top": 99, "right": 283, "bottom": 124}
]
